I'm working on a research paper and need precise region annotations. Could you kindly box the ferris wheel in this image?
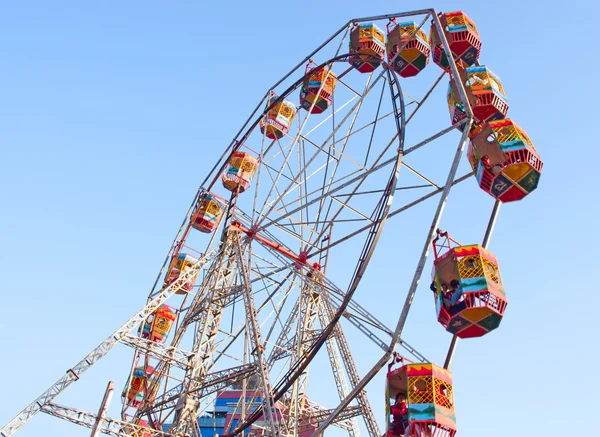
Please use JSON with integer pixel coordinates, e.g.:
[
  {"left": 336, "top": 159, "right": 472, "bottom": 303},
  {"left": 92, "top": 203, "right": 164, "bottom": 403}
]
[{"left": 1, "top": 7, "right": 542, "bottom": 437}]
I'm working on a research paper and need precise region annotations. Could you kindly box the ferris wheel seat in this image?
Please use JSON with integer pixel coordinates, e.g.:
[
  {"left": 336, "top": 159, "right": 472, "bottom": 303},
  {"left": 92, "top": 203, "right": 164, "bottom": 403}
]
[
  {"left": 221, "top": 152, "right": 258, "bottom": 193},
  {"left": 123, "top": 366, "right": 155, "bottom": 407},
  {"left": 447, "top": 66, "right": 509, "bottom": 133},
  {"left": 431, "top": 11, "right": 481, "bottom": 71},
  {"left": 386, "top": 21, "right": 430, "bottom": 78},
  {"left": 166, "top": 252, "right": 199, "bottom": 294},
  {"left": 468, "top": 119, "right": 543, "bottom": 202},
  {"left": 142, "top": 304, "right": 176, "bottom": 343},
  {"left": 192, "top": 192, "right": 228, "bottom": 233},
  {"left": 349, "top": 22, "right": 385, "bottom": 73},
  {"left": 259, "top": 94, "right": 296, "bottom": 139},
  {"left": 386, "top": 363, "right": 457, "bottom": 437},
  {"left": 300, "top": 64, "right": 337, "bottom": 114},
  {"left": 432, "top": 238, "right": 507, "bottom": 338}
]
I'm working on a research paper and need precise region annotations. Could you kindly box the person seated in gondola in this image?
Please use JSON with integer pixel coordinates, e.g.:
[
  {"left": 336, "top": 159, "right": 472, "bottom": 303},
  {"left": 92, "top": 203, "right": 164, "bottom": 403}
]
[
  {"left": 390, "top": 392, "right": 408, "bottom": 436},
  {"left": 481, "top": 155, "right": 504, "bottom": 175},
  {"left": 439, "top": 283, "right": 452, "bottom": 309},
  {"left": 449, "top": 280, "right": 462, "bottom": 302},
  {"left": 448, "top": 279, "right": 468, "bottom": 316},
  {"left": 432, "top": 282, "right": 450, "bottom": 302}
]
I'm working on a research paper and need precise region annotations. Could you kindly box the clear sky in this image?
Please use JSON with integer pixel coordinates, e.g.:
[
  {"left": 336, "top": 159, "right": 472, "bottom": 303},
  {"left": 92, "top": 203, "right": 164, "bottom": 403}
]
[{"left": 1, "top": 1, "right": 597, "bottom": 437}]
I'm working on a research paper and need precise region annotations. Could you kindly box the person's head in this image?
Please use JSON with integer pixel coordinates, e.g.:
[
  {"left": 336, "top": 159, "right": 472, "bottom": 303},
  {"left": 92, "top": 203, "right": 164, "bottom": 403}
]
[
  {"left": 395, "top": 393, "right": 405, "bottom": 402},
  {"left": 450, "top": 279, "right": 459, "bottom": 288},
  {"left": 441, "top": 283, "right": 448, "bottom": 292}
]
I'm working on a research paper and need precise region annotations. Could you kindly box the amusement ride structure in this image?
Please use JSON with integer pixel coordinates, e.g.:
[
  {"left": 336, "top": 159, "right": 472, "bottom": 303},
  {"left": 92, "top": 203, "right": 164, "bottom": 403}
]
[{"left": 1, "top": 7, "right": 542, "bottom": 437}]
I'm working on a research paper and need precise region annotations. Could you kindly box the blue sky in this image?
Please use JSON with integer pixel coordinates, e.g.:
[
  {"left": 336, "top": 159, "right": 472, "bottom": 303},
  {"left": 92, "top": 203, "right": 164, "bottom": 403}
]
[{"left": 1, "top": 1, "right": 597, "bottom": 437}]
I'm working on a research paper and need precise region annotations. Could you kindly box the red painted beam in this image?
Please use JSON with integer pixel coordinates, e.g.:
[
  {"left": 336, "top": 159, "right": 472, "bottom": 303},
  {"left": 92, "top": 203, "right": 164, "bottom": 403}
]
[{"left": 230, "top": 221, "right": 321, "bottom": 271}]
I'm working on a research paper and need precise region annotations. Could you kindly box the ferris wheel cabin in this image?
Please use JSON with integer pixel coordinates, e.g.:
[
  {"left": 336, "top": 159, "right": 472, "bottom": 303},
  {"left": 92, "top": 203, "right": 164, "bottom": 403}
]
[
  {"left": 141, "top": 304, "right": 176, "bottom": 343},
  {"left": 432, "top": 231, "right": 507, "bottom": 338},
  {"left": 468, "top": 119, "right": 543, "bottom": 202},
  {"left": 386, "top": 20, "right": 430, "bottom": 78},
  {"left": 222, "top": 151, "right": 259, "bottom": 193},
  {"left": 123, "top": 366, "right": 155, "bottom": 409},
  {"left": 300, "top": 62, "right": 337, "bottom": 114},
  {"left": 447, "top": 65, "right": 509, "bottom": 130},
  {"left": 166, "top": 252, "right": 199, "bottom": 294},
  {"left": 349, "top": 22, "right": 386, "bottom": 73},
  {"left": 259, "top": 93, "right": 296, "bottom": 140},
  {"left": 430, "top": 11, "right": 481, "bottom": 71},
  {"left": 191, "top": 191, "right": 228, "bottom": 233},
  {"left": 386, "top": 362, "right": 456, "bottom": 437}
]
